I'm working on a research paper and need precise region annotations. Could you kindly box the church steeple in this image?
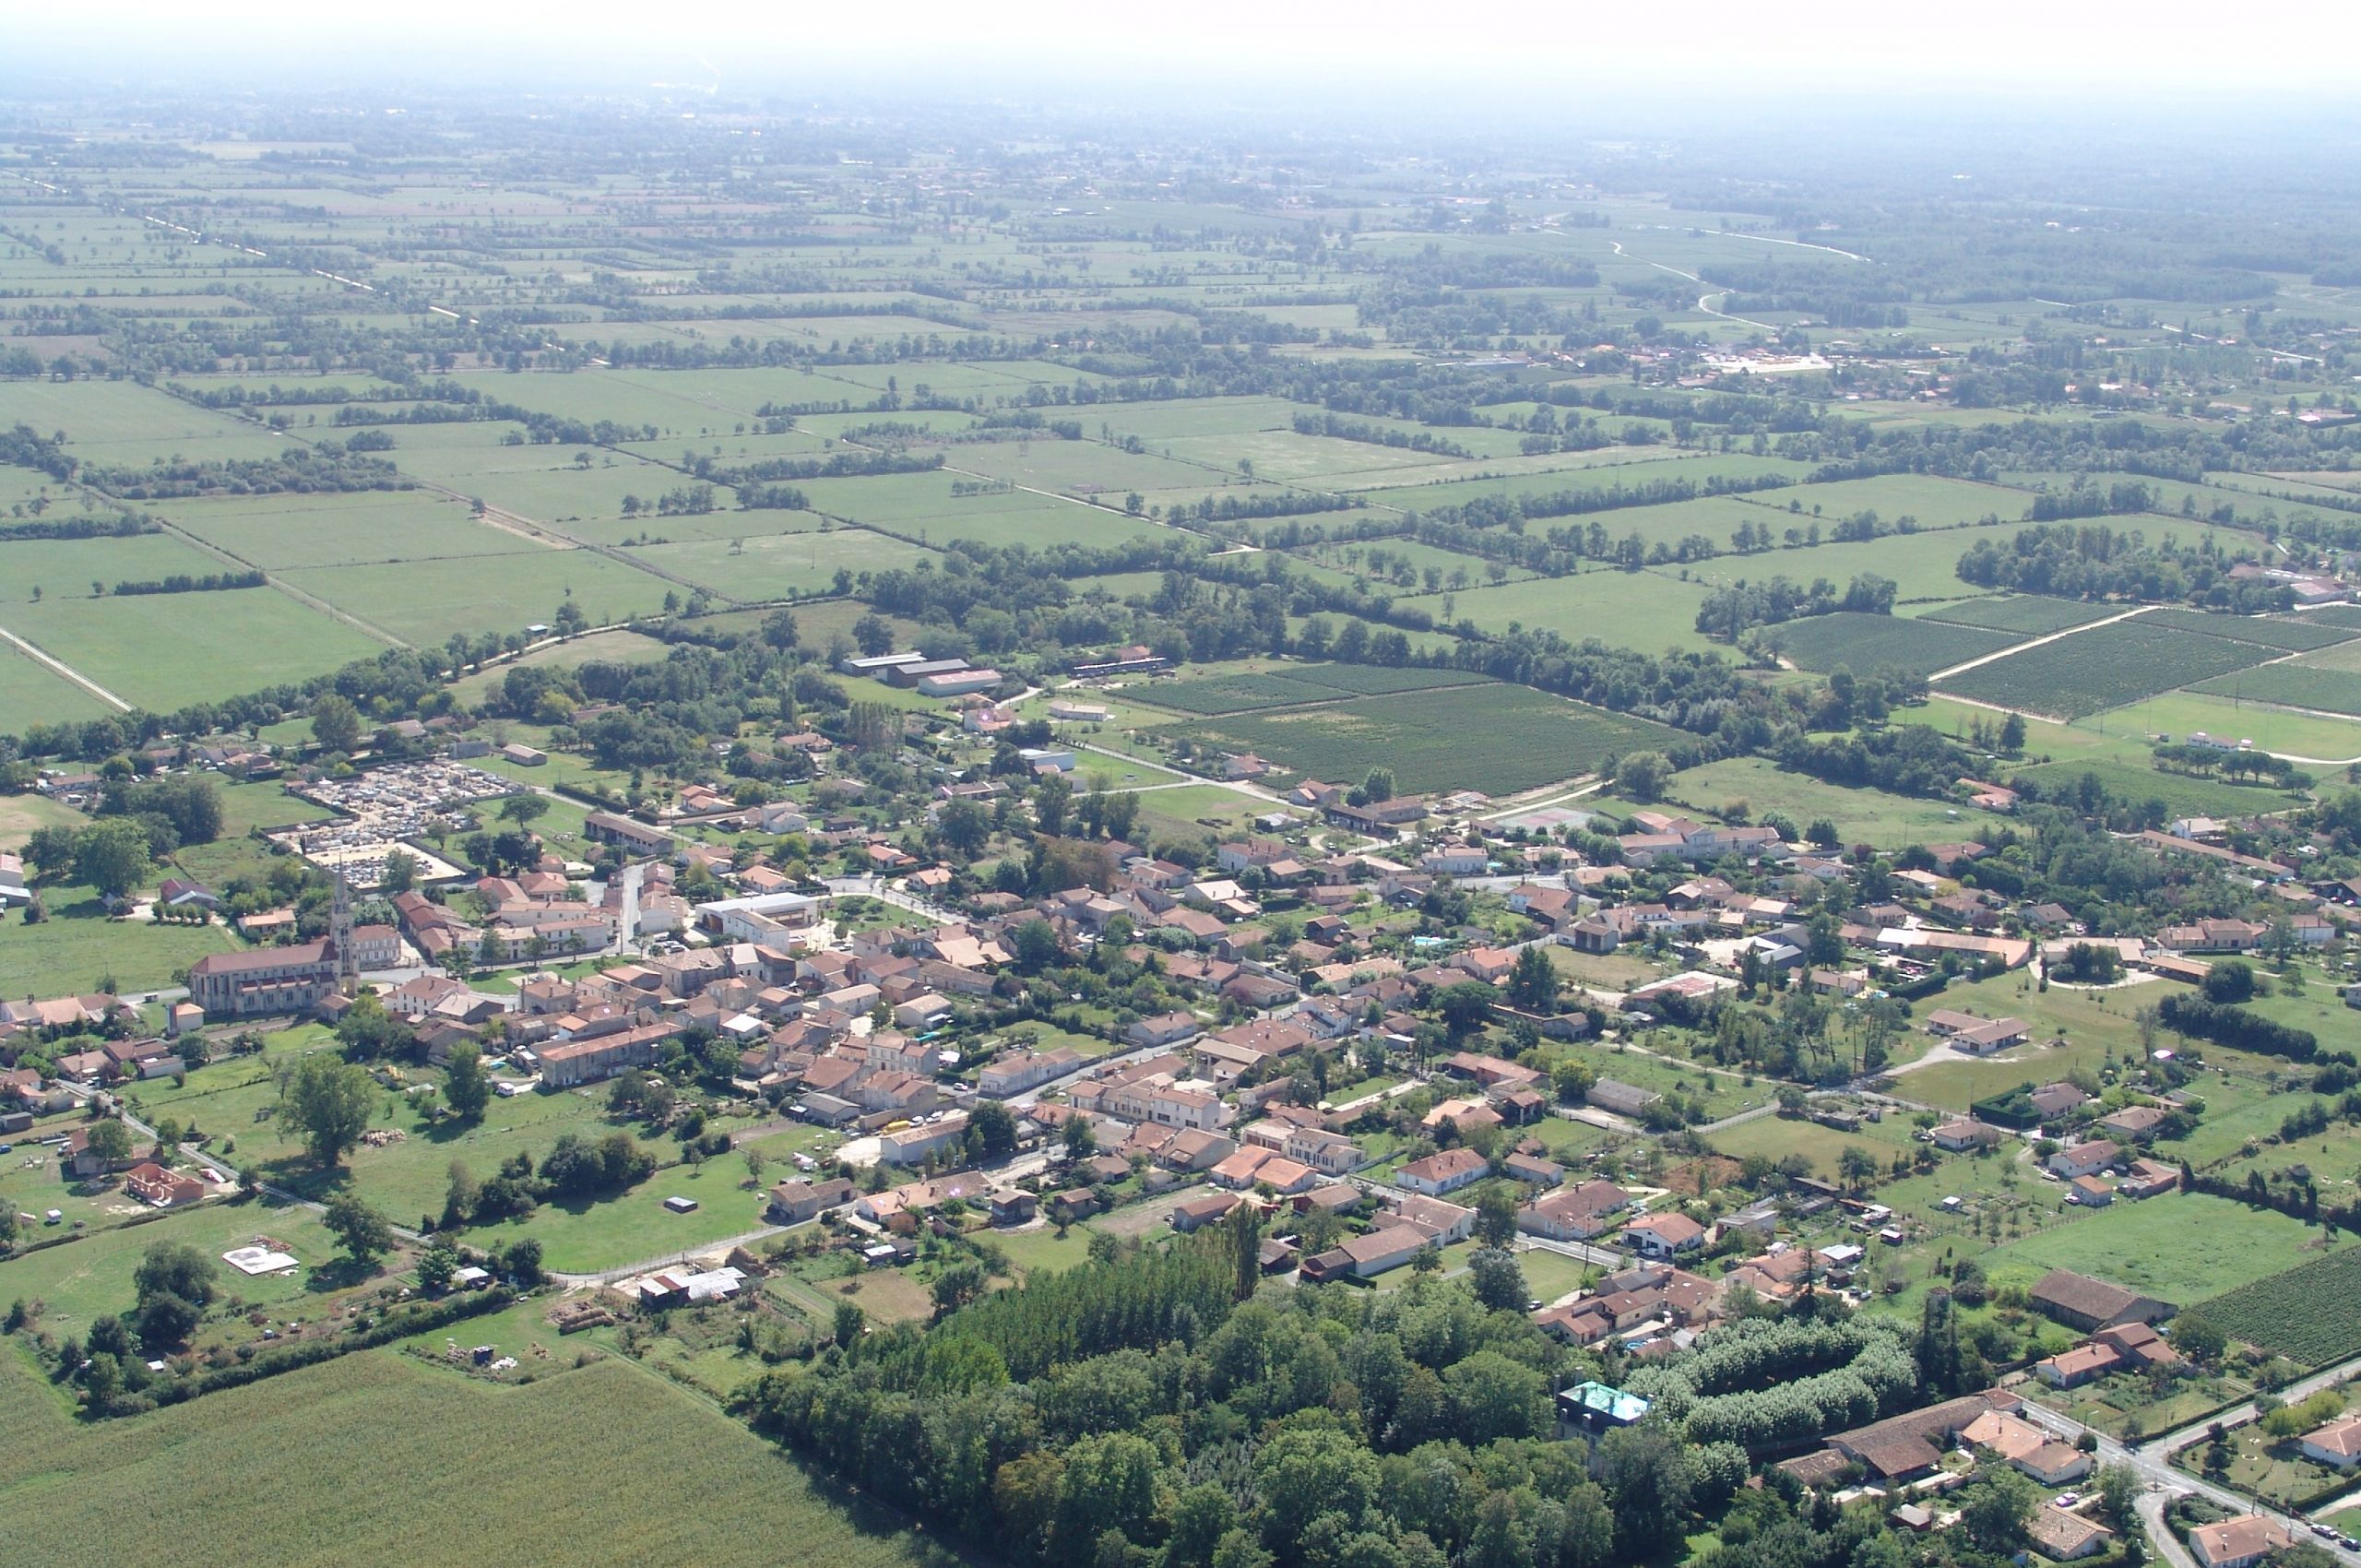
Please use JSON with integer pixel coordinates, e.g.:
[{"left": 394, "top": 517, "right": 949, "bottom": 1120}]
[{"left": 330, "top": 863, "right": 359, "bottom": 989}]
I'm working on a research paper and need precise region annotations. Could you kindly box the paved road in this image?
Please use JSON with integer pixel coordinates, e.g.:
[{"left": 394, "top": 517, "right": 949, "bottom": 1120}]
[{"left": 2016, "top": 1360, "right": 2361, "bottom": 1567}]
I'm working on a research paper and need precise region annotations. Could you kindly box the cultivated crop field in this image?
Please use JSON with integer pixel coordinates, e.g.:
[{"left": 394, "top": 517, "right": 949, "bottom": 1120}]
[
  {"left": 2189, "top": 661, "right": 2361, "bottom": 718},
  {"left": 1938, "top": 619, "right": 2275, "bottom": 718},
  {"left": 1769, "top": 612, "right": 2018, "bottom": 676},
  {"left": 1403, "top": 567, "right": 1721, "bottom": 654},
  {"left": 0, "top": 1349, "right": 969, "bottom": 1568},
  {"left": 2190, "top": 1248, "right": 2361, "bottom": 1367},
  {"left": 1162, "top": 682, "right": 1682, "bottom": 795},
  {"left": 2138, "top": 607, "right": 2361, "bottom": 652},
  {"left": 1920, "top": 596, "right": 2119, "bottom": 635},
  {"left": 1134, "top": 661, "right": 1486, "bottom": 716}
]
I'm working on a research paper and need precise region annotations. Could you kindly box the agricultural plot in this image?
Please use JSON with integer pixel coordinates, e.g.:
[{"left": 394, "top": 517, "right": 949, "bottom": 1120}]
[
  {"left": 0, "top": 1350, "right": 966, "bottom": 1568},
  {"left": 2138, "top": 607, "right": 2361, "bottom": 652},
  {"left": 1133, "top": 662, "right": 1486, "bottom": 716},
  {"left": 445, "top": 628, "right": 671, "bottom": 704},
  {"left": 2, "top": 588, "right": 383, "bottom": 713},
  {"left": 1655, "top": 755, "right": 2010, "bottom": 846},
  {"left": 0, "top": 645, "right": 113, "bottom": 726},
  {"left": 1350, "top": 451, "right": 1811, "bottom": 514},
  {"left": 1976, "top": 1193, "right": 2340, "bottom": 1308},
  {"left": 1683, "top": 522, "right": 2065, "bottom": 603},
  {"left": 161, "top": 489, "right": 521, "bottom": 570},
  {"left": 2007, "top": 757, "right": 2308, "bottom": 816},
  {"left": 1161, "top": 683, "right": 1682, "bottom": 796},
  {"left": 1404, "top": 568, "right": 1721, "bottom": 654},
  {"left": 1735, "top": 472, "right": 2034, "bottom": 529},
  {"left": 1768, "top": 612, "right": 2019, "bottom": 677},
  {"left": 1937, "top": 619, "right": 2275, "bottom": 719},
  {"left": 632, "top": 529, "right": 942, "bottom": 600},
  {"left": 2091, "top": 693, "right": 2361, "bottom": 761},
  {"left": 0, "top": 531, "right": 232, "bottom": 603},
  {"left": 278, "top": 549, "right": 673, "bottom": 645},
  {"left": 1920, "top": 596, "right": 2119, "bottom": 636},
  {"left": 2189, "top": 660, "right": 2361, "bottom": 719},
  {"left": 0, "top": 378, "right": 288, "bottom": 465}
]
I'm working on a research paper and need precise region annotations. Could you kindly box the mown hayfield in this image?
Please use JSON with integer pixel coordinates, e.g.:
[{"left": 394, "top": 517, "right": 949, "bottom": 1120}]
[
  {"left": 1, "top": 588, "right": 382, "bottom": 713},
  {"left": 1919, "top": 595, "right": 2118, "bottom": 636},
  {"left": 1769, "top": 612, "right": 2018, "bottom": 677},
  {"left": 0, "top": 378, "right": 283, "bottom": 463},
  {"left": 1938, "top": 619, "right": 2274, "bottom": 718},
  {"left": 1165, "top": 683, "right": 1680, "bottom": 796},
  {"left": 1401, "top": 567, "right": 1722, "bottom": 654},
  {"left": 1736, "top": 472, "right": 2033, "bottom": 529},
  {"left": 1351, "top": 451, "right": 1811, "bottom": 513},
  {"left": 0, "top": 646, "right": 110, "bottom": 727},
  {"left": 0, "top": 1349, "right": 971, "bottom": 1568},
  {"left": 633, "top": 529, "right": 942, "bottom": 600},
  {"left": 161, "top": 489, "right": 524, "bottom": 571},
  {"left": 279, "top": 549, "right": 672, "bottom": 644},
  {"left": 2092, "top": 692, "right": 2361, "bottom": 761},
  {"left": 0, "top": 531, "right": 231, "bottom": 604}
]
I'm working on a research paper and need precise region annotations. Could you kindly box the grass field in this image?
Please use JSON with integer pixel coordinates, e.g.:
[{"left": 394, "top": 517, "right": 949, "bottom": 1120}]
[
  {"left": 2006, "top": 757, "right": 2309, "bottom": 817},
  {"left": 0, "top": 647, "right": 111, "bottom": 727},
  {"left": 1656, "top": 755, "right": 2009, "bottom": 847},
  {"left": 1397, "top": 568, "right": 1722, "bottom": 655},
  {"left": 0, "top": 1348, "right": 969, "bottom": 1568},
  {"left": 1157, "top": 683, "right": 1683, "bottom": 796},
  {"left": 0, "top": 885, "right": 239, "bottom": 995},
  {"left": 0, "top": 530, "right": 231, "bottom": 603},
  {"left": 1976, "top": 1192, "right": 2346, "bottom": 1307},
  {"left": 123, "top": 1033, "right": 744, "bottom": 1271},
  {"left": 0, "top": 790, "right": 89, "bottom": 851},
  {"left": 2086, "top": 691, "right": 2361, "bottom": 762},
  {"left": 279, "top": 549, "right": 673, "bottom": 645},
  {"left": 0, "top": 1194, "right": 339, "bottom": 1329},
  {"left": 162, "top": 489, "right": 521, "bottom": 571},
  {"left": 2, "top": 588, "right": 383, "bottom": 714}
]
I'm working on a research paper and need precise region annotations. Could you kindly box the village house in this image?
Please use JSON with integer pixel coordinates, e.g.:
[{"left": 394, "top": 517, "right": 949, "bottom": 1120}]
[
  {"left": 2298, "top": 1413, "right": 2361, "bottom": 1471},
  {"left": 2047, "top": 1139, "right": 2120, "bottom": 1180},
  {"left": 1394, "top": 1146, "right": 1488, "bottom": 1196},
  {"left": 1517, "top": 1180, "right": 1631, "bottom": 1241},
  {"left": 1930, "top": 1118, "right": 2007, "bottom": 1153},
  {"left": 2188, "top": 1516, "right": 2294, "bottom": 1568},
  {"left": 1623, "top": 1211, "right": 1705, "bottom": 1259}
]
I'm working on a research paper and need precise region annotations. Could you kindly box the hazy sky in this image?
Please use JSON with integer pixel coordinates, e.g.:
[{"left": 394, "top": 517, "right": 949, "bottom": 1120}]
[{"left": 7, "top": 0, "right": 2361, "bottom": 95}]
